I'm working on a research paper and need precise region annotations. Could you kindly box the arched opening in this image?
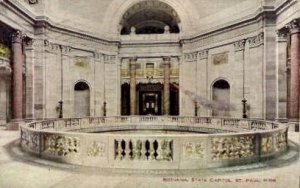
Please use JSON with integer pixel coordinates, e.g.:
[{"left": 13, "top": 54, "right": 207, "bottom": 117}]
[
  {"left": 74, "top": 82, "right": 90, "bottom": 117},
  {"left": 212, "top": 80, "right": 230, "bottom": 117},
  {"left": 120, "top": 1, "right": 181, "bottom": 35}
]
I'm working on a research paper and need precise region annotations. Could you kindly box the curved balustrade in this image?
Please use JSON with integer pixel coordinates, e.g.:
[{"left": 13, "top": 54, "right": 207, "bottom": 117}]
[{"left": 20, "top": 116, "right": 289, "bottom": 169}]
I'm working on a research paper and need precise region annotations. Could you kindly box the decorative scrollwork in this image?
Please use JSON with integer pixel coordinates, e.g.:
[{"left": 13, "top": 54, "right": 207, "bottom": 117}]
[
  {"left": 44, "top": 135, "right": 79, "bottom": 156},
  {"left": 211, "top": 136, "right": 255, "bottom": 160},
  {"left": 87, "top": 141, "right": 106, "bottom": 157},
  {"left": 261, "top": 136, "right": 273, "bottom": 154},
  {"left": 184, "top": 142, "right": 204, "bottom": 159}
]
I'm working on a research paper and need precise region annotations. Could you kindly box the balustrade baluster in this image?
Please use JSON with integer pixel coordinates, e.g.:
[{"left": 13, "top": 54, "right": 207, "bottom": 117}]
[
  {"left": 148, "top": 139, "right": 155, "bottom": 160},
  {"left": 115, "top": 140, "right": 123, "bottom": 160},
  {"left": 125, "top": 140, "right": 132, "bottom": 160},
  {"left": 141, "top": 140, "right": 147, "bottom": 160},
  {"left": 136, "top": 139, "right": 142, "bottom": 160}
]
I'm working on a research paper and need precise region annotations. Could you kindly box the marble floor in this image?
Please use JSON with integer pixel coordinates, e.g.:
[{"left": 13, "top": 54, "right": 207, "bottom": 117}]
[{"left": 0, "top": 129, "right": 299, "bottom": 188}]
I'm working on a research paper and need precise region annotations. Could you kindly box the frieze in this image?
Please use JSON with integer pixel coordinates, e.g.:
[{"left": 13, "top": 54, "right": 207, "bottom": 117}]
[
  {"left": 44, "top": 40, "right": 60, "bottom": 52},
  {"left": 183, "top": 20, "right": 260, "bottom": 51},
  {"left": 211, "top": 136, "right": 255, "bottom": 160},
  {"left": 184, "top": 52, "right": 197, "bottom": 62},
  {"left": 44, "top": 135, "right": 79, "bottom": 156},
  {"left": 21, "top": 129, "right": 40, "bottom": 152},
  {"left": 234, "top": 40, "right": 246, "bottom": 51},
  {"left": 198, "top": 50, "right": 208, "bottom": 60},
  {"left": 104, "top": 55, "right": 116, "bottom": 64},
  {"left": 94, "top": 52, "right": 103, "bottom": 61},
  {"left": 183, "top": 142, "right": 204, "bottom": 159},
  {"left": 274, "top": 131, "right": 287, "bottom": 152},
  {"left": 261, "top": 135, "right": 273, "bottom": 154},
  {"left": 87, "top": 141, "right": 106, "bottom": 157},
  {"left": 248, "top": 32, "right": 264, "bottom": 48}
]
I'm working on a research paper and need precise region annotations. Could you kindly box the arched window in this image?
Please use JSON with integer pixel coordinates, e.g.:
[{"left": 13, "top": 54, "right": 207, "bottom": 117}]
[
  {"left": 212, "top": 79, "right": 230, "bottom": 117},
  {"left": 120, "top": 1, "right": 181, "bottom": 35},
  {"left": 74, "top": 82, "right": 90, "bottom": 117}
]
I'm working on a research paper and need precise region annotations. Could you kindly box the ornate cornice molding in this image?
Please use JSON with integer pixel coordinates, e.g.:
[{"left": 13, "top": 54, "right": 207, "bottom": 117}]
[
  {"left": 44, "top": 40, "right": 60, "bottom": 53},
  {"left": 94, "top": 53, "right": 104, "bottom": 61},
  {"left": 248, "top": 32, "right": 264, "bottom": 48},
  {"left": 104, "top": 55, "right": 116, "bottom": 64},
  {"left": 184, "top": 52, "right": 197, "bottom": 62},
  {"left": 234, "top": 40, "right": 246, "bottom": 52},
  {"left": 198, "top": 50, "right": 208, "bottom": 60}
]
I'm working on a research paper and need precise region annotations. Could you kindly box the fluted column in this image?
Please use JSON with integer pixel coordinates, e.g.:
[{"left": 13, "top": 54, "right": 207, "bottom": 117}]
[
  {"left": 11, "top": 31, "right": 24, "bottom": 120},
  {"left": 287, "top": 19, "right": 300, "bottom": 120},
  {"left": 163, "top": 57, "right": 171, "bottom": 115},
  {"left": 130, "top": 57, "right": 137, "bottom": 115}
]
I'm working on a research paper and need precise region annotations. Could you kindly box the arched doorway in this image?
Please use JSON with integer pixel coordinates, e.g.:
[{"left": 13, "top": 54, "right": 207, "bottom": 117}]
[
  {"left": 212, "top": 80, "right": 230, "bottom": 117},
  {"left": 74, "top": 81, "right": 90, "bottom": 117}
]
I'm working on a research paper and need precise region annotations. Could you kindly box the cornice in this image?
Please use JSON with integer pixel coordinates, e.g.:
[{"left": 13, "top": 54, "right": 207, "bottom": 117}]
[{"left": 2, "top": 0, "right": 294, "bottom": 46}]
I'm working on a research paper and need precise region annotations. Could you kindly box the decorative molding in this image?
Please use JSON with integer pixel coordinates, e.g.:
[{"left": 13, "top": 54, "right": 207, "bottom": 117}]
[
  {"left": 234, "top": 39, "right": 246, "bottom": 52},
  {"left": 184, "top": 52, "right": 197, "bottom": 62},
  {"left": 94, "top": 52, "right": 103, "bottom": 61},
  {"left": 285, "top": 19, "right": 300, "bottom": 34},
  {"left": 44, "top": 40, "right": 60, "bottom": 52},
  {"left": 28, "top": 0, "right": 38, "bottom": 5},
  {"left": 198, "top": 50, "right": 208, "bottom": 60},
  {"left": 248, "top": 32, "right": 264, "bottom": 48},
  {"left": 104, "top": 55, "right": 116, "bottom": 64},
  {"left": 212, "top": 52, "right": 229, "bottom": 65},
  {"left": 61, "top": 45, "right": 71, "bottom": 54}
]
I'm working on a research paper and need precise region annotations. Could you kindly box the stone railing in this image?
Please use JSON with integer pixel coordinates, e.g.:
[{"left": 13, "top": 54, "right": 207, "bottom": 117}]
[
  {"left": 20, "top": 116, "right": 289, "bottom": 169},
  {"left": 120, "top": 33, "right": 180, "bottom": 43}
]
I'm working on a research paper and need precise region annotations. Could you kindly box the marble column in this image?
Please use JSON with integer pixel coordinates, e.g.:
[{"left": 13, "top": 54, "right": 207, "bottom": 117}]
[
  {"left": 163, "top": 57, "right": 171, "bottom": 115},
  {"left": 11, "top": 30, "right": 24, "bottom": 120},
  {"left": 287, "top": 19, "right": 300, "bottom": 120},
  {"left": 130, "top": 57, "right": 137, "bottom": 115}
]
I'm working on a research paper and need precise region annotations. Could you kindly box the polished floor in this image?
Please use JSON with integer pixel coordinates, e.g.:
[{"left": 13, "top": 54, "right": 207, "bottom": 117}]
[{"left": 0, "top": 129, "right": 299, "bottom": 188}]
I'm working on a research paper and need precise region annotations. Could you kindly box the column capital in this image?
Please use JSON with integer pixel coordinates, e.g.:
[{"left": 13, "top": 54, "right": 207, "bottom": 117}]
[
  {"left": 286, "top": 19, "right": 300, "bottom": 34},
  {"left": 11, "top": 30, "right": 24, "bottom": 44}
]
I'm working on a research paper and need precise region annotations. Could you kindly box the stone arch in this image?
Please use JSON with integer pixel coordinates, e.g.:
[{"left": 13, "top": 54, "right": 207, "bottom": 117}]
[
  {"left": 119, "top": 1, "right": 181, "bottom": 35},
  {"left": 103, "top": 0, "right": 195, "bottom": 35},
  {"left": 211, "top": 79, "right": 230, "bottom": 117},
  {"left": 74, "top": 81, "right": 90, "bottom": 117}
]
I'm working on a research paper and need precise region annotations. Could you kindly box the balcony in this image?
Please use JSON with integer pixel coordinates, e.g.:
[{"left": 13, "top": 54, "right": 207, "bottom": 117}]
[{"left": 120, "top": 33, "right": 181, "bottom": 44}]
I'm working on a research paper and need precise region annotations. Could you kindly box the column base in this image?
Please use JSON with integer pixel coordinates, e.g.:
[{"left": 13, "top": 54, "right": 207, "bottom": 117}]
[{"left": 7, "top": 119, "right": 24, "bottom": 130}]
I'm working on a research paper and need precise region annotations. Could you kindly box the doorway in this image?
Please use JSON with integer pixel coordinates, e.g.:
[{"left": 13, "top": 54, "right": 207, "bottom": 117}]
[
  {"left": 74, "top": 82, "right": 90, "bottom": 117},
  {"left": 139, "top": 92, "right": 162, "bottom": 115},
  {"left": 212, "top": 80, "right": 230, "bottom": 117}
]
